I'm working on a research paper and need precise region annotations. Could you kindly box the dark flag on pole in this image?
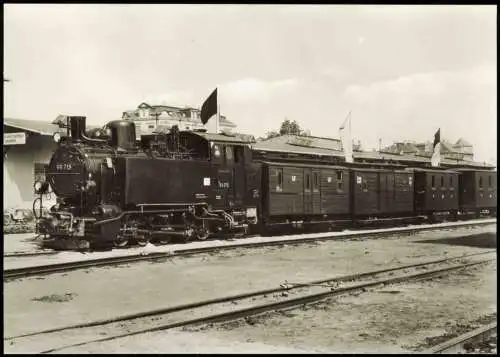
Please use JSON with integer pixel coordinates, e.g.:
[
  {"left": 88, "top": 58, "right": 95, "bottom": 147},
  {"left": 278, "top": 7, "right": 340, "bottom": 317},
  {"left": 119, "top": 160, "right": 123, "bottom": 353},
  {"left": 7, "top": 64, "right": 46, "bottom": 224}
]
[
  {"left": 433, "top": 128, "right": 440, "bottom": 149},
  {"left": 200, "top": 88, "right": 218, "bottom": 125},
  {"left": 431, "top": 128, "right": 441, "bottom": 167}
]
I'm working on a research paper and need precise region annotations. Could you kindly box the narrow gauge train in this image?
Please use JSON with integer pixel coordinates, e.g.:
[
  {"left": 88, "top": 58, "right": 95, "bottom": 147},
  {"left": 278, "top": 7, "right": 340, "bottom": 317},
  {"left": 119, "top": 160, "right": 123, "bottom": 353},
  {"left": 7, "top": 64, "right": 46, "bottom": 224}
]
[{"left": 33, "top": 116, "right": 497, "bottom": 250}]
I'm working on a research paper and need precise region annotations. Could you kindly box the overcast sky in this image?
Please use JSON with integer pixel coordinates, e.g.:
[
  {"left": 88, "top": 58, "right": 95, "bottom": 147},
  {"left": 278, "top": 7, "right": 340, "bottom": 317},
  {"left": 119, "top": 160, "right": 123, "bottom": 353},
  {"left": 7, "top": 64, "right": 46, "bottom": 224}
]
[{"left": 4, "top": 4, "right": 497, "bottom": 163}]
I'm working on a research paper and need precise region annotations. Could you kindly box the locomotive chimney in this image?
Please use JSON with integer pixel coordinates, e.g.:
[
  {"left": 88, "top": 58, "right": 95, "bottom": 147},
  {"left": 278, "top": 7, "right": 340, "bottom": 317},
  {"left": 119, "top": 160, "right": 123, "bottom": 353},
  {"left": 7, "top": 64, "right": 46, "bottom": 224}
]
[{"left": 69, "top": 116, "right": 87, "bottom": 142}]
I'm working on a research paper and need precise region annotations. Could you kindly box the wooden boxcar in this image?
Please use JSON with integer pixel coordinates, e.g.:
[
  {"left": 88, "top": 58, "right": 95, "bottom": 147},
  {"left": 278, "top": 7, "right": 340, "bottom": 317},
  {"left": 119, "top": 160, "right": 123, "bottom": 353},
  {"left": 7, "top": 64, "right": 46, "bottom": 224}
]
[
  {"left": 260, "top": 161, "right": 350, "bottom": 224},
  {"left": 457, "top": 169, "right": 497, "bottom": 216},
  {"left": 351, "top": 168, "right": 414, "bottom": 218},
  {"left": 412, "top": 168, "right": 459, "bottom": 215}
]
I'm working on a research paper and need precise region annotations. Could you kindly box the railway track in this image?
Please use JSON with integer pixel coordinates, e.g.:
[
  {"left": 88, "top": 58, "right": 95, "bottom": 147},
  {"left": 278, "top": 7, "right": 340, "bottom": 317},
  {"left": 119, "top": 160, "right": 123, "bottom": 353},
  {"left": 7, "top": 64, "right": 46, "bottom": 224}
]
[
  {"left": 425, "top": 322, "right": 497, "bottom": 354},
  {"left": 3, "top": 219, "right": 496, "bottom": 281},
  {"left": 4, "top": 251, "right": 495, "bottom": 354},
  {"left": 3, "top": 251, "right": 58, "bottom": 258}
]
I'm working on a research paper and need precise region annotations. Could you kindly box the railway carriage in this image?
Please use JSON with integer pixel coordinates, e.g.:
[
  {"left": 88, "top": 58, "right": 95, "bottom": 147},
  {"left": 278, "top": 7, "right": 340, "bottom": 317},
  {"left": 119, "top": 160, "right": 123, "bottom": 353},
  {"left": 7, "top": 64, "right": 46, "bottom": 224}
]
[
  {"left": 456, "top": 169, "right": 497, "bottom": 218},
  {"left": 350, "top": 168, "right": 415, "bottom": 225},
  {"left": 411, "top": 168, "right": 460, "bottom": 220},
  {"left": 260, "top": 161, "right": 351, "bottom": 232}
]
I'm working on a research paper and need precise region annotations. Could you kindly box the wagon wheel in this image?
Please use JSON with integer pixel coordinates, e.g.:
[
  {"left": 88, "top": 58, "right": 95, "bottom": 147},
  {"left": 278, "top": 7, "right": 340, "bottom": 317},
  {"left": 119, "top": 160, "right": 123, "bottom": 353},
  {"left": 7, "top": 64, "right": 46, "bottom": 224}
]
[{"left": 113, "top": 235, "right": 129, "bottom": 248}]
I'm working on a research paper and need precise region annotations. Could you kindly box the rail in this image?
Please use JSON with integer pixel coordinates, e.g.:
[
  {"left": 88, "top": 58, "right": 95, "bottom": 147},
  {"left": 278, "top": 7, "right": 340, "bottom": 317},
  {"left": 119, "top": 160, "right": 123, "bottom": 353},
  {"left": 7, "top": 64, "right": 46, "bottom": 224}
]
[
  {"left": 4, "top": 219, "right": 496, "bottom": 280},
  {"left": 425, "top": 322, "right": 497, "bottom": 354}
]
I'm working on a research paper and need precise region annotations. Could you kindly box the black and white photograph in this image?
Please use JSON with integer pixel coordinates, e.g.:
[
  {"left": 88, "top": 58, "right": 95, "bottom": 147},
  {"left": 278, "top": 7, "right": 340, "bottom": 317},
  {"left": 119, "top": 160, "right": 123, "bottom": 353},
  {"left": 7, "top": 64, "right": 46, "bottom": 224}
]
[{"left": 3, "top": 4, "right": 497, "bottom": 354}]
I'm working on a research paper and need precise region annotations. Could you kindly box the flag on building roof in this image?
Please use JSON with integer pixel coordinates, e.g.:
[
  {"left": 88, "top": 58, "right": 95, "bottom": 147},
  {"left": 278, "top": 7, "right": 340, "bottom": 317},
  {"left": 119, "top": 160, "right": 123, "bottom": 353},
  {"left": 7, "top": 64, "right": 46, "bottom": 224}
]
[
  {"left": 339, "top": 111, "right": 353, "bottom": 163},
  {"left": 200, "top": 88, "right": 218, "bottom": 125},
  {"left": 431, "top": 128, "right": 441, "bottom": 167}
]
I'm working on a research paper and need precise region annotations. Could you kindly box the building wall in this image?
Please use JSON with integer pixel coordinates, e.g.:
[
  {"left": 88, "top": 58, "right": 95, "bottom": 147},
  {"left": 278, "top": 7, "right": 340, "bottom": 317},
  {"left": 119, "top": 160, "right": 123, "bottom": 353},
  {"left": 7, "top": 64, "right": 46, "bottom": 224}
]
[{"left": 3, "top": 134, "right": 57, "bottom": 209}]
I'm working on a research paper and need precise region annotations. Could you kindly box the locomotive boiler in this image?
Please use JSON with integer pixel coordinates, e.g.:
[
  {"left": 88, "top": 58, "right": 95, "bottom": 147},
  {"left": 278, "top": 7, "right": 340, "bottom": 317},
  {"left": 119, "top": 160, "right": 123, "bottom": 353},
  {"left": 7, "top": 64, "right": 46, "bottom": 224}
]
[{"left": 35, "top": 116, "right": 260, "bottom": 250}]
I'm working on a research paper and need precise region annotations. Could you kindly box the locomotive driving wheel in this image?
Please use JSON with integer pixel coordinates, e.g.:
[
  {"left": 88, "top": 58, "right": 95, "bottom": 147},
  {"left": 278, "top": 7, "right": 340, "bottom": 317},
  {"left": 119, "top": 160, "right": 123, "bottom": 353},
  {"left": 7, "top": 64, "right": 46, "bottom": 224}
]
[
  {"left": 135, "top": 231, "right": 150, "bottom": 247},
  {"left": 113, "top": 235, "right": 129, "bottom": 248},
  {"left": 195, "top": 226, "right": 210, "bottom": 241}
]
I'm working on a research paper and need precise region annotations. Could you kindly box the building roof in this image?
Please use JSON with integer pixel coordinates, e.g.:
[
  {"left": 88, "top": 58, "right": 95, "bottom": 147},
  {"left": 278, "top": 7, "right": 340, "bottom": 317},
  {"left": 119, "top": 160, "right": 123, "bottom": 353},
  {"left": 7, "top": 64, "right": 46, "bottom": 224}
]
[
  {"left": 455, "top": 138, "right": 472, "bottom": 147},
  {"left": 4, "top": 117, "right": 102, "bottom": 136},
  {"left": 4, "top": 118, "right": 60, "bottom": 135},
  {"left": 128, "top": 102, "right": 236, "bottom": 126}
]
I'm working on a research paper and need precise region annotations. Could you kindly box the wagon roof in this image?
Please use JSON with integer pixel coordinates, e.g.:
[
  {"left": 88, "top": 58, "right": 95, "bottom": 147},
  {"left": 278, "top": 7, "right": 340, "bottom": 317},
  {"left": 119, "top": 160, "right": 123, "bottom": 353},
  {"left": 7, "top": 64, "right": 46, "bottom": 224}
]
[
  {"left": 261, "top": 161, "right": 411, "bottom": 172},
  {"left": 405, "top": 167, "right": 460, "bottom": 174},
  {"left": 453, "top": 168, "right": 497, "bottom": 173},
  {"left": 260, "top": 161, "right": 348, "bottom": 170}
]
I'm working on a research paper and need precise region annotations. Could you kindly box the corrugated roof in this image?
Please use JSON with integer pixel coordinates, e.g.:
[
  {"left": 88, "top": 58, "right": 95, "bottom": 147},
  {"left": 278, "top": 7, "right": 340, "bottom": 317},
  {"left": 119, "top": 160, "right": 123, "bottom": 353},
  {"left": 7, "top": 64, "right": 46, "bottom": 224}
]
[
  {"left": 254, "top": 134, "right": 343, "bottom": 156},
  {"left": 4, "top": 118, "right": 60, "bottom": 135},
  {"left": 191, "top": 131, "right": 256, "bottom": 144},
  {"left": 252, "top": 134, "right": 494, "bottom": 169}
]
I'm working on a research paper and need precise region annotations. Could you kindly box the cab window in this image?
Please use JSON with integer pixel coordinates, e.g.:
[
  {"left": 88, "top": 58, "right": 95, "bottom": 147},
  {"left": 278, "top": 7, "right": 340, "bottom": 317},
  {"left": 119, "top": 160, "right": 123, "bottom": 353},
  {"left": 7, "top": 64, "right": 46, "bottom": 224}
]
[
  {"left": 212, "top": 144, "right": 221, "bottom": 161},
  {"left": 234, "top": 146, "right": 244, "bottom": 164},
  {"left": 225, "top": 146, "right": 233, "bottom": 165}
]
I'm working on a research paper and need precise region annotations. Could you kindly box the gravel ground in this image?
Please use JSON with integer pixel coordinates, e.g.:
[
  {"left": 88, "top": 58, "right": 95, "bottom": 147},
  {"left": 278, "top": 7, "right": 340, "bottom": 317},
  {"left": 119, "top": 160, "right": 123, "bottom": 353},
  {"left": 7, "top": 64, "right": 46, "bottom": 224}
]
[
  {"left": 4, "top": 224, "right": 496, "bottom": 353},
  {"left": 3, "top": 233, "right": 43, "bottom": 255},
  {"left": 180, "top": 262, "right": 497, "bottom": 354},
  {"left": 17, "top": 260, "right": 496, "bottom": 354}
]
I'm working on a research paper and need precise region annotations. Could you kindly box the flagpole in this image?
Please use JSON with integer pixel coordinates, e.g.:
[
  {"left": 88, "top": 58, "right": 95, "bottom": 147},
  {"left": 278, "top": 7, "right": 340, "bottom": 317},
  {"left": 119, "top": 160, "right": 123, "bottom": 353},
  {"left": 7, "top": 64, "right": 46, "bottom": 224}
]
[
  {"left": 216, "top": 87, "right": 220, "bottom": 134},
  {"left": 349, "top": 110, "right": 351, "bottom": 134}
]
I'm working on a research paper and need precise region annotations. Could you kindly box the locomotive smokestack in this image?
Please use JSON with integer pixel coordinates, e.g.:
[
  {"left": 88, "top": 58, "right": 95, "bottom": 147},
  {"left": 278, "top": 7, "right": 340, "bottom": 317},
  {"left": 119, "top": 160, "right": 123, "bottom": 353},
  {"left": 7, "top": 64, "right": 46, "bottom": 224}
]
[{"left": 69, "top": 116, "right": 87, "bottom": 141}]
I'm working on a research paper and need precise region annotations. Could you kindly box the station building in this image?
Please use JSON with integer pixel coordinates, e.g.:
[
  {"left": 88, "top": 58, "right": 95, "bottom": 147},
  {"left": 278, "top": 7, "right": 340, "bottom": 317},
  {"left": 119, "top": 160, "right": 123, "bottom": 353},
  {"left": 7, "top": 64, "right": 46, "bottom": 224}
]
[
  {"left": 3, "top": 118, "right": 61, "bottom": 210},
  {"left": 122, "top": 102, "right": 237, "bottom": 138}
]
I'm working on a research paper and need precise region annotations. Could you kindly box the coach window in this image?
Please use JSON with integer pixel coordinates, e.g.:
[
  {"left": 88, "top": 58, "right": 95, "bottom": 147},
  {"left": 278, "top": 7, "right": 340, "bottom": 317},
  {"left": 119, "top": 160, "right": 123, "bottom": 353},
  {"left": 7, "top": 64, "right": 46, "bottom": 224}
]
[
  {"left": 450, "top": 176, "right": 453, "bottom": 186},
  {"left": 431, "top": 175, "right": 435, "bottom": 188},
  {"left": 336, "top": 170, "right": 343, "bottom": 190},
  {"left": 276, "top": 169, "right": 283, "bottom": 192},
  {"left": 440, "top": 175, "right": 444, "bottom": 188},
  {"left": 489, "top": 175, "right": 492, "bottom": 187},
  {"left": 479, "top": 176, "right": 483, "bottom": 189},
  {"left": 362, "top": 181, "right": 368, "bottom": 191},
  {"left": 313, "top": 172, "right": 319, "bottom": 192},
  {"left": 305, "top": 172, "right": 311, "bottom": 191}
]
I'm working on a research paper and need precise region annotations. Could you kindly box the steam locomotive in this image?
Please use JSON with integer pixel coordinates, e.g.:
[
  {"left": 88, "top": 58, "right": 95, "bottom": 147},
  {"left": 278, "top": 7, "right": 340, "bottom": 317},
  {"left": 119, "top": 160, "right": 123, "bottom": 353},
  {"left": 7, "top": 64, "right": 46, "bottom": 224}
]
[{"left": 34, "top": 116, "right": 497, "bottom": 250}]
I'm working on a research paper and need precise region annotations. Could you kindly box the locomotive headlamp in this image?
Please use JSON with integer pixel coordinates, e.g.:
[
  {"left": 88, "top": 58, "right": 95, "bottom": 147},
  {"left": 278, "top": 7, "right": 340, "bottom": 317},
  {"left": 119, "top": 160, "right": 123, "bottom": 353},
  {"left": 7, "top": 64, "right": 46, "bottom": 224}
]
[
  {"left": 53, "top": 132, "right": 61, "bottom": 143},
  {"left": 34, "top": 181, "right": 43, "bottom": 193},
  {"left": 34, "top": 181, "right": 50, "bottom": 194}
]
